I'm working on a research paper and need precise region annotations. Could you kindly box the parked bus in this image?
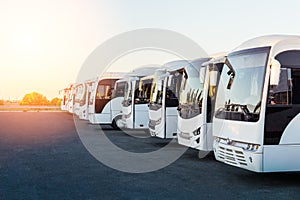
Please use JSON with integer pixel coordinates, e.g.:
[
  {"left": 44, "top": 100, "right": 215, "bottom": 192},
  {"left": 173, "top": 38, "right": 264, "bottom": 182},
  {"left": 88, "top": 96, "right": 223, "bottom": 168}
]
[
  {"left": 148, "top": 60, "right": 195, "bottom": 139},
  {"left": 78, "top": 78, "right": 97, "bottom": 120},
  {"left": 59, "top": 85, "right": 72, "bottom": 111},
  {"left": 177, "top": 55, "right": 225, "bottom": 151},
  {"left": 213, "top": 35, "right": 300, "bottom": 172},
  {"left": 88, "top": 72, "right": 126, "bottom": 129},
  {"left": 73, "top": 82, "right": 86, "bottom": 117},
  {"left": 67, "top": 84, "right": 75, "bottom": 114},
  {"left": 122, "top": 66, "right": 159, "bottom": 130}
]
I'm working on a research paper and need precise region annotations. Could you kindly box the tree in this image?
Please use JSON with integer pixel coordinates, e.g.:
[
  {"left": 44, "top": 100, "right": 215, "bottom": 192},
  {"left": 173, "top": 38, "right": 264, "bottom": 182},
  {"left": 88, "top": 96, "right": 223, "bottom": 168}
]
[
  {"left": 0, "top": 99, "right": 4, "bottom": 105},
  {"left": 50, "top": 97, "right": 62, "bottom": 106},
  {"left": 20, "top": 92, "right": 50, "bottom": 105}
]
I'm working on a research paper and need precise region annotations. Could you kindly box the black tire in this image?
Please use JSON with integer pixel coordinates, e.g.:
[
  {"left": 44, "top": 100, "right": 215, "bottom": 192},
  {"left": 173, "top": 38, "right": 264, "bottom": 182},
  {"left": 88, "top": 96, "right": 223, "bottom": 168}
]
[{"left": 111, "top": 116, "right": 122, "bottom": 130}]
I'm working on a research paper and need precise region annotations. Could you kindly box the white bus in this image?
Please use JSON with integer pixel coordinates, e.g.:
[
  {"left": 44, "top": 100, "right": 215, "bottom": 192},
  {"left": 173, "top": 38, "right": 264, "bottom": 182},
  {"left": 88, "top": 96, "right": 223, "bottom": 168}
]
[
  {"left": 88, "top": 72, "right": 126, "bottom": 129},
  {"left": 77, "top": 78, "right": 98, "bottom": 120},
  {"left": 59, "top": 85, "right": 72, "bottom": 111},
  {"left": 122, "top": 66, "right": 159, "bottom": 130},
  {"left": 213, "top": 35, "right": 300, "bottom": 172},
  {"left": 148, "top": 60, "right": 191, "bottom": 139},
  {"left": 177, "top": 56, "right": 224, "bottom": 151},
  {"left": 67, "top": 84, "right": 75, "bottom": 114},
  {"left": 73, "top": 82, "right": 86, "bottom": 117}
]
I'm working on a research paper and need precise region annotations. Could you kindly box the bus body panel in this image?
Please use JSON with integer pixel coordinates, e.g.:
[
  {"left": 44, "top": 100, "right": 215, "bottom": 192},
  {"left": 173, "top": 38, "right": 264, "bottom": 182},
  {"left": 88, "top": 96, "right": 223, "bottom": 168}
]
[
  {"left": 134, "top": 104, "right": 150, "bottom": 129},
  {"left": 165, "top": 107, "right": 178, "bottom": 138},
  {"left": 213, "top": 118, "right": 263, "bottom": 145},
  {"left": 264, "top": 145, "right": 300, "bottom": 172},
  {"left": 177, "top": 114, "right": 203, "bottom": 148},
  {"left": 280, "top": 113, "right": 300, "bottom": 144},
  {"left": 122, "top": 105, "right": 133, "bottom": 128},
  {"left": 121, "top": 79, "right": 135, "bottom": 129},
  {"left": 110, "top": 96, "right": 124, "bottom": 122},
  {"left": 148, "top": 107, "right": 165, "bottom": 138},
  {"left": 73, "top": 102, "right": 80, "bottom": 116},
  {"left": 78, "top": 105, "right": 88, "bottom": 120},
  {"left": 89, "top": 101, "right": 112, "bottom": 124}
]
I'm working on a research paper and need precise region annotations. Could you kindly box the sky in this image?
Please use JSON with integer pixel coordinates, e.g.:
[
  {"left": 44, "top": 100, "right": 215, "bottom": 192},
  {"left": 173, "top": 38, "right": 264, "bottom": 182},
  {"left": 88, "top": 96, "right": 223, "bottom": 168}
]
[{"left": 1, "top": 0, "right": 300, "bottom": 100}]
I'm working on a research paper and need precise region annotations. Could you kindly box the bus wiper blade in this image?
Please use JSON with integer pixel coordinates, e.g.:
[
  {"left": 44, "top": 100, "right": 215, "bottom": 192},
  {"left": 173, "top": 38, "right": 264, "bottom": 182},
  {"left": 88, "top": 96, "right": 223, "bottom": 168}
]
[
  {"left": 225, "top": 103, "right": 248, "bottom": 112},
  {"left": 225, "top": 103, "right": 258, "bottom": 121}
]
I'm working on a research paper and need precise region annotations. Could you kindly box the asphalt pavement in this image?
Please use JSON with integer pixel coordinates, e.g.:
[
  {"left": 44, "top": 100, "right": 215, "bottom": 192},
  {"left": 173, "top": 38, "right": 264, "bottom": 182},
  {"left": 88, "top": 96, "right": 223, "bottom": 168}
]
[{"left": 1, "top": 112, "right": 300, "bottom": 200}]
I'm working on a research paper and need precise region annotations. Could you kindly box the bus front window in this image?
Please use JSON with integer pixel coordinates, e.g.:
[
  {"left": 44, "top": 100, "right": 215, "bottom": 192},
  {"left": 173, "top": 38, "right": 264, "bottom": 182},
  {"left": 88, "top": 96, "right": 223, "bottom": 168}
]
[
  {"left": 179, "top": 68, "right": 204, "bottom": 119},
  {"left": 215, "top": 47, "right": 270, "bottom": 122},
  {"left": 166, "top": 71, "right": 182, "bottom": 107},
  {"left": 150, "top": 79, "right": 163, "bottom": 107},
  {"left": 135, "top": 79, "right": 153, "bottom": 104}
]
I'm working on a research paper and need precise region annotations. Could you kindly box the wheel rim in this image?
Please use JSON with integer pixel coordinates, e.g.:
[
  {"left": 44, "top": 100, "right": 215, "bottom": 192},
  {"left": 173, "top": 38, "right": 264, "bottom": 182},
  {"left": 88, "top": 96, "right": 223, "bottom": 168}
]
[{"left": 116, "top": 118, "right": 124, "bottom": 128}]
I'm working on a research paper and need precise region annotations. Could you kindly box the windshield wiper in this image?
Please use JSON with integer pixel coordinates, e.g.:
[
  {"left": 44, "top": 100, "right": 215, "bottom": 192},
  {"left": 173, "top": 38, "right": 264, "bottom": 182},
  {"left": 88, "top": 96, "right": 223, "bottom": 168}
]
[{"left": 225, "top": 103, "right": 258, "bottom": 121}]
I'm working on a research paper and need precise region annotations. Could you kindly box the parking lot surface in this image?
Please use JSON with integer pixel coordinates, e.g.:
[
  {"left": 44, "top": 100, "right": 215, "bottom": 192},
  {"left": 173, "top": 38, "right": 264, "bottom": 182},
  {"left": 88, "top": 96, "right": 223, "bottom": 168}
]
[{"left": 1, "top": 112, "right": 300, "bottom": 200}]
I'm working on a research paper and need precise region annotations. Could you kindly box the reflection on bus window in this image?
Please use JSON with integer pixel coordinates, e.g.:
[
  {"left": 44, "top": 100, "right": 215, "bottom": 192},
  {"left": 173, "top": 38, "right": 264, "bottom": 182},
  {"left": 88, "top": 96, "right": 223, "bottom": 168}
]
[
  {"left": 268, "top": 68, "right": 293, "bottom": 105},
  {"left": 166, "top": 72, "right": 182, "bottom": 107},
  {"left": 96, "top": 85, "right": 112, "bottom": 99},
  {"left": 150, "top": 80, "right": 163, "bottom": 106},
  {"left": 135, "top": 79, "right": 153, "bottom": 104},
  {"left": 114, "top": 81, "right": 126, "bottom": 98}
]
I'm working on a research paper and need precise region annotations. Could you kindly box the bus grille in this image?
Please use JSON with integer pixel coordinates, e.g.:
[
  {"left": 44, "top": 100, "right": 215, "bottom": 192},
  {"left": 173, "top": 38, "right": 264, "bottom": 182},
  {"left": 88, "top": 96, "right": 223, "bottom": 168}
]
[{"left": 217, "top": 146, "right": 247, "bottom": 167}]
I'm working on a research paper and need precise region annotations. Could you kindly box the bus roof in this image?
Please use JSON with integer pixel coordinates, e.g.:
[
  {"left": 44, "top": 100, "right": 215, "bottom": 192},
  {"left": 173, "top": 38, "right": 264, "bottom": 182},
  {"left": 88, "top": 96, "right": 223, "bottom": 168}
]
[
  {"left": 233, "top": 35, "right": 300, "bottom": 57},
  {"left": 202, "top": 52, "right": 228, "bottom": 66},
  {"left": 98, "top": 72, "right": 127, "bottom": 80},
  {"left": 162, "top": 60, "right": 190, "bottom": 72},
  {"left": 140, "top": 74, "right": 154, "bottom": 81},
  {"left": 128, "top": 65, "right": 161, "bottom": 77}
]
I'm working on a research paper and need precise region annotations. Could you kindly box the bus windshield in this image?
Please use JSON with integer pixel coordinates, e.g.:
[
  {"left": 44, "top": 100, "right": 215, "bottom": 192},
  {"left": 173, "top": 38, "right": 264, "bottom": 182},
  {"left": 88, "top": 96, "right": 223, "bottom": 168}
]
[
  {"left": 75, "top": 84, "right": 85, "bottom": 103},
  {"left": 215, "top": 47, "right": 270, "bottom": 122},
  {"left": 178, "top": 67, "right": 204, "bottom": 119},
  {"left": 135, "top": 78, "right": 153, "bottom": 104},
  {"left": 123, "top": 80, "right": 133, "bottom": 106},
  {"left": 150, "top": 78, "right": 163, "bottom": 106},
  {"left": 166, "top": 71, "right": 182, "bottom": 107}
]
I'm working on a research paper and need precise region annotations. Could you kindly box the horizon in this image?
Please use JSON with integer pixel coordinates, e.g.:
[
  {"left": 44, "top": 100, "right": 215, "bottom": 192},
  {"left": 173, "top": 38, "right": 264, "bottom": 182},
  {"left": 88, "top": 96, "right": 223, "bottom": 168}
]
[{"left": 1, "top": 0, "right": 300, "bottom": 100}]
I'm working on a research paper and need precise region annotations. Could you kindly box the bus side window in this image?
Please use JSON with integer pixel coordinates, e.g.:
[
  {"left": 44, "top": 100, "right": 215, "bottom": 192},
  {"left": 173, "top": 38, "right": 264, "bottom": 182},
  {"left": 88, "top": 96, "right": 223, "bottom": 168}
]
[{"left": 268, "top": 68, "right": 291, "bottom": 105}]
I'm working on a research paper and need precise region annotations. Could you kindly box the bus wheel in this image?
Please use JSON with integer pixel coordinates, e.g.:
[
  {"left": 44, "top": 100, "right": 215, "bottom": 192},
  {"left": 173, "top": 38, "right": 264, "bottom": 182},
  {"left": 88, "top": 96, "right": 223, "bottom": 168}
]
[{"left": 112, "top": 116, "right": 123, "bottom": 130}]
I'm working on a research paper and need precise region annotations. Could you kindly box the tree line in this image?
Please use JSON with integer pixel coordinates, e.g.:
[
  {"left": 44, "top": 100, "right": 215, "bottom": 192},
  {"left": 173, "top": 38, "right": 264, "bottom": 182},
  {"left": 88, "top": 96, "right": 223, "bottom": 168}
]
[
  {"left": 0, "top": 92, "right": 61, "bottom": 106},
  {"left": 16, "top": 92, "right": 61, "bottom": 106}
]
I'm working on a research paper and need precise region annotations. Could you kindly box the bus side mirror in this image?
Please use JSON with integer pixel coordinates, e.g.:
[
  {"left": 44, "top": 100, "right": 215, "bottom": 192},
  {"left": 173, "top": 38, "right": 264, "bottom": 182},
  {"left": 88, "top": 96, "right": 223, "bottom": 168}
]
[
  {"left": 199, "top": 67, "right": 206, "bottom": 84},
  {"left": 270, "top": 59, "right": 281, "bottom": 86},
  {"left": 210, "top": 70, "right": 218, "bottom": 87}
]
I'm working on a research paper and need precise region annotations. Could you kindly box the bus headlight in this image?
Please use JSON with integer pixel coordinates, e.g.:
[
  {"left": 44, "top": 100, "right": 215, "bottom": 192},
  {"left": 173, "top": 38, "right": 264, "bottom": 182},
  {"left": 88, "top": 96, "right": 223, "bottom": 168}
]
[
  {"left": 192, "top": 127, "right": 201, "bottom": 136},
  {"left": 246, "top": 144, "right": 260, "bottom": 151},
  {"left": 214, "top": 137, "right": 221, "bottom": 143}
]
